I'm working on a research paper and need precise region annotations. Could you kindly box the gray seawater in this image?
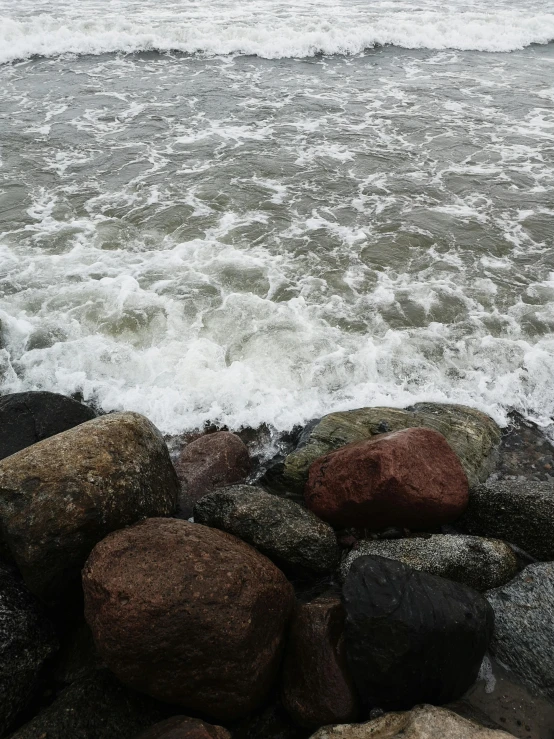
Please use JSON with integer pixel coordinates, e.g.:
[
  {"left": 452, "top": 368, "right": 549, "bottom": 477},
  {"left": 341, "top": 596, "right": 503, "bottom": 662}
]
[{"left": 0, "top": 0, "right": 553, "bottom": 435}]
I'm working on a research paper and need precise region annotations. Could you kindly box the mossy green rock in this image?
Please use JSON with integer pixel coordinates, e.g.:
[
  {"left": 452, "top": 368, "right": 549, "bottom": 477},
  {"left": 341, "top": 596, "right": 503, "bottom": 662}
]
[{"left": 274, "top": 404, "right": 501, "bottom": 501}]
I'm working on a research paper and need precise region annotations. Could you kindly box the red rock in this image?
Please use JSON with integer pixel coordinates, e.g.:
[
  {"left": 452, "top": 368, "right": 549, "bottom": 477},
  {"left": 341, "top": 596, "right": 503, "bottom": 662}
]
[
  {"left": 305, "top": 427, "right": 468, "bottom": 530},
  {"left": 174, "top": 431, "right": 250, "bottom": 517},
  {"left": 282, "top": 594, "right": 359, "bottom": 728},
  {"left": 82, "top": 518, "right": 294, "bottom": 722},
  {"left": 135, "top": 716, "right": 231, "bottom": 739}
]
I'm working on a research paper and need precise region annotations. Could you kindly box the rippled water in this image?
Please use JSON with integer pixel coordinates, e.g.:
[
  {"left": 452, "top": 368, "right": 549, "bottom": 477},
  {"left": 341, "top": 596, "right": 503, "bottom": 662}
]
[{"left": 0, "top": 0, "right": 553, "bottom": 435}]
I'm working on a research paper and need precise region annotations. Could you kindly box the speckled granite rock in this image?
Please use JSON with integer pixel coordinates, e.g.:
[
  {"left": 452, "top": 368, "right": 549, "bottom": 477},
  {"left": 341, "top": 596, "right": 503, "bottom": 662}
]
[
  {"left": 458, "top": 480, "right": 554, "bottom": 560},
  {"left": 0, "top": 412, "right": 178, "bottom": 602},
  {"left": 134, "top": 716, "right": 231, "bottom": 739},
  {"left": 273, "top": 404, "right": 501, "bottom": 501},
  {"left": 486, "top": 562, "right": 554, "bottom": 701},
  {"left": 307, "top": 705, "right": 515, "bottom": 738},
  {"left": 194, "top": 485, "right": 339, "bottom": 574},
  {"left": 340, "top": 535, "right": 518, "bottom": 591}
]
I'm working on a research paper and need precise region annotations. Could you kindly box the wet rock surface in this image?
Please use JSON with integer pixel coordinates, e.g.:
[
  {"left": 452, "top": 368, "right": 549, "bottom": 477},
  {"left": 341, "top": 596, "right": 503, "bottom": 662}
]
[
  {"left": 495, "top": 414, "right": 554, "bottom": 482},
  {"left": 458, "top": 481, "right": 554, "bottom": 561},
  {"left": 486, "top": 563, "right": 554, "bottom": 702},
  {"left": 306, "top": 705, "right": 515, "bottom": 738},
  {"left": 306, "top": 427, "right": 468, "bottom": 530},
  {"left": 134, "top": 716, "right": 232, "bottom": 739},
  {"left": 194, "top": 485, "right": 339, "bottom": 574},
  {"left": 0, "top": 412, "right": 178, "bottom": 602},
  {"left": 174, "top": 431, "right": 251, "bottom": 518},
  {"left": 0, "top": 391, "right": 96, "bottom": 462},
  {"left": 0, "top": 560, "right": 58, "bottom": 735},
  {"left": 83, "top": 518, "right": 294, "bottom": 722},
  {"left": 343, "top": 555, "right": 494, "bottom": 711},
  {"left": 282, "top": 594, "right": 359, "bottom": 728},
  {"left": 274, "top": 403, "right": 500, "bottom": 500},
  {"left": 340, "top": 535, "right": 518, "bottom": 592}
]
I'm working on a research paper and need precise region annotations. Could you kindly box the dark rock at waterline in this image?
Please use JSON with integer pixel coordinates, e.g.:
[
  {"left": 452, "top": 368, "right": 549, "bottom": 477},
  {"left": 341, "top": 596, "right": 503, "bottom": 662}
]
[
  {"left": 272, "top": 404, "right": 500, "bottom": 502},
  {"left": 458, "top": 480, "right": 554, "bottom": 561},
  {"left": 194, "top": 485, "right": 340, "bottom": 575},
  {"left": 306, "top": 427, "right": 468, "bottom": 530},
  {"left": 83, "top": 518, "right": 294, "bottom": 722},
  {"left": 7, "top": 669, "right": 168, "bottom": 739},
  {"left": 342, "top": 556, "right": 494, "bottom": 711},
  {"left": 282, "top": 594, "right": 359, "bottom": 729},
  {"left": 0, "top": 391, "right": 96, "bottom": 461},
  {"left": 174, "top": 431, "right": 251, "bottom": 517},
  {"left": 134, "top": 716, "right": 231, "bottom": 739},
  {"left": 0, "top": 561, "right": 58, "bottom": 736},
  {"left": 0, "top": 412, "right": 178, "bottom": 603},
  {"left": 232, "top": 698, "right": 311, "bottom": 739},
  {"left": 340, "top": 534, "right": 518, "bottom": 592},
  {"left": 486, "top": 562, "right": 554, "bottom": 702}
]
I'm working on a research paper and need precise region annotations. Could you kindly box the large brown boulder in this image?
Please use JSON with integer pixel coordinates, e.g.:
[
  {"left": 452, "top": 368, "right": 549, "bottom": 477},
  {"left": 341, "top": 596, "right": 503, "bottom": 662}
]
[
  {"left": 282, "top": 594, "right": 358, "bottom": 729},
  {"left": 134, "top": 716, "right": 231, "bottom": 739},
  {"left": 82, "top": 518, "right": 294, "bottom": 722},
  {"left": 174, "top": 432, "right": 251, "bottom": 517},
  {"left": 0, "top": 412, "right": 178, "bottom": 602},
  {"left": 306, "top": 427, "right": 468, "bottom": 530}
]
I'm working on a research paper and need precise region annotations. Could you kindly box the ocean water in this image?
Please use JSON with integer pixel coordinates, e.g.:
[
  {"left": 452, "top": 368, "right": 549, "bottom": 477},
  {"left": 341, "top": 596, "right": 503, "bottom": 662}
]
[{"left": 0, "top": 0, "right": 553, "bottom": 436}]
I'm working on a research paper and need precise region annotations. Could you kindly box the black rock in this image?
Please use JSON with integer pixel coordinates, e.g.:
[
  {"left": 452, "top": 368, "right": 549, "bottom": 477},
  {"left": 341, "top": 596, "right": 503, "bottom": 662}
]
[
  {"left": 342, "top": 555, "right": 494, "bottom": 711},
  {"left": 0, "top": 391, "right": 96, "bottom": 461},
  {"left": 0, "top": 561, "right": 58, "bottom": 735}
]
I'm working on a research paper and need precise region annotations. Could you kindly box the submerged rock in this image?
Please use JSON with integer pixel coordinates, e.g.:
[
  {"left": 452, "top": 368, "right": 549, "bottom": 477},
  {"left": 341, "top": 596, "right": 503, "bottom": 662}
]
[
  {"left": 0, "top": 561, "right": 58, "bottom": 735},
  {"left": 83, "top": 518, "right": 294, "bottom": 722},
  {"left": 0, "top": 412, "right": 178, "bottom": 602},
  {"left": 306, "top": 704, "right": 514, "bottom": 738},
  {"left": 275, "top": 404, "right": 500, "bottom": 501},
  {"left": 174, "top": 431, "right": 250, "bottom": 517},
  {"left": 282, "top": 593, "right": 359, "bottom": 729},
  {"left": 486, "top": 562, "right": 554, "bottom": 702},
  {"left": 0, "top": 391, "right": 96, "bottom": 461},
  {"left": 306, "top": 427, "right": 468, "bottom": 530},
  {"left": 194, "top": 485, "right": 339, "bottom": 574},
  {"left": 343, "top": 555, "right": 494, "bottom": 710},
  {"left": 340, "top": 534, "right": 518, "bottom": 591},
  {"left": 459, "top": 480, "right": 554, "bottom": 561},
  {"left": 135, "top": 716, "right": 231, "bottom": 739}
]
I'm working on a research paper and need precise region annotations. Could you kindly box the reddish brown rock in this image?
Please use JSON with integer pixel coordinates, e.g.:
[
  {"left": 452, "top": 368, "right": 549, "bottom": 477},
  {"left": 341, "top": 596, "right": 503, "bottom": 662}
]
[
  {"left": 82, "top": 518, "right": 294, "bottom": 722},
  {"left": 305, "top": 427, "right": 468, "bottom": 530},
  {"left": 135, "top": 716, "right": 231, "bottom": 739},
  {"left": 174, "top": 431, "right": 251, "bottom": 517},
  {"left": 282, "top": 594, "right": 359, "bottom": 729}
]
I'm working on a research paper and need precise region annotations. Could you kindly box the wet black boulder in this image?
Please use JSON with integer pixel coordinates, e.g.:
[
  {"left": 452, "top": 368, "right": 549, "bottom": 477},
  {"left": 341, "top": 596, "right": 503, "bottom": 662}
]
[{"left": 342, "top": 555, "right": 494, "bottom": 711}]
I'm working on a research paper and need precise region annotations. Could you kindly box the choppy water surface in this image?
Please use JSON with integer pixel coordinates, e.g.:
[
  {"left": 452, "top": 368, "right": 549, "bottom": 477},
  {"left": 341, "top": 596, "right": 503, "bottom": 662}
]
[{"left": 0, "top": 0, "right": 553, "bottom": 435}]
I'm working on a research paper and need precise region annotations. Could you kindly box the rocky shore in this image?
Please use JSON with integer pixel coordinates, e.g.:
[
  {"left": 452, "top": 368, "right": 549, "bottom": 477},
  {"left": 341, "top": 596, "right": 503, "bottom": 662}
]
[{"left": 0, "top": 392, "right": 553, "bottom": 739}]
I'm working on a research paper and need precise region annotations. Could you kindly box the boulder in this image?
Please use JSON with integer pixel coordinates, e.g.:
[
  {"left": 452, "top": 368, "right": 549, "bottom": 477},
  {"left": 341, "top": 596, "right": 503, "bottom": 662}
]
[
  {"left": 0, "top": 412, "right": 178, "bottom": 602},
  {"left": 82, "top": 518, "right": 294, "bottom": 722},
  {"left": 486, "top": 562, "right": 554, "bottom": 701},
  {"left": 340, "top": 535, "right": 517, "bottom": 591},
  {"left": 458, "top": 480, "right": 554, "bottom": 560},
  {"left": 233, "top": 698, "right": 310, "bottom": 739},
  {"left": 343, "top": 556, "right": 494, "bottom": 710},
  {"left": 0, "top": 561, "right": 58, "bottom": 735},
  {"left": 306, "top": 427, "right": 468, "bottom": 530},
  {"left": 174, "top": 431, "right": 250, "bottom": 517},
  {"left": 0, "top": 391, "right": 96, "bottom": 461},
  {"left": 134, "top": 716, "right": 231, "bottom": 739},
  {"left": 273, "top": 404, "right": 500, "bottom": 501},
  {"left": 194, "top": 485, "right": 339, "bottom": 575},
  {"left": 306, "top": 704, "right": 514, "bottom": 738},
  {"left": 8, "top": 669, "right": 168, "bottom": 739},
  {"left": 282, "top": 593, "right": 358, "bottom": 728}
]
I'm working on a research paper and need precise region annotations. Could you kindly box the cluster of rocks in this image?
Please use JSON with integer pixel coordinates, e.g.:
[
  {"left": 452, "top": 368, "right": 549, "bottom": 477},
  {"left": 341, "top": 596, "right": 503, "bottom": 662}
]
[{"left": 0, "top": 392, "right": 552, "bottom": 739}]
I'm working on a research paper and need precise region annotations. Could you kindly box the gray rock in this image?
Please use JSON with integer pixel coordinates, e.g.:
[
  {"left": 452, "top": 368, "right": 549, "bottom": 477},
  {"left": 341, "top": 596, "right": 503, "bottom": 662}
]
[
  {"left": 272, "top": 404, "right": 501, "bottom": 501},
  {"left": 194, "top": 485, "right": 340, "bottom": 574},
  {"left": 0, "top": 412, "right": 179, "bottom": 603},
  {"left": 458, "top": 480, "right": 554, "bottom": 560},
  {"left": 0, "top": 561, "right": 58, "bottom": 735},
  {"left": 340, "top": 535, "right": 518, "bottom": 591},
  {"left": 486, "top": 562, "right": 554, "bottom": 701}
]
